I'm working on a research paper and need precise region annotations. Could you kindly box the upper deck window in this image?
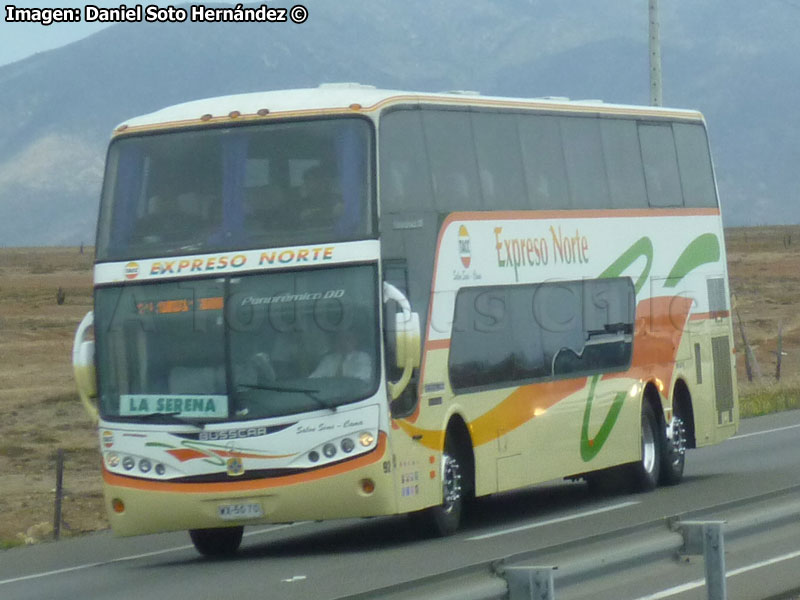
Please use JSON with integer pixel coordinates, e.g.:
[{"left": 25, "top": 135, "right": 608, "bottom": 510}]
[
  {"left": 96, "top": 117, "right": 374, "bottom": 262},
  {"left": 380, "top": 107, "right": 719, "bottom": 214}
]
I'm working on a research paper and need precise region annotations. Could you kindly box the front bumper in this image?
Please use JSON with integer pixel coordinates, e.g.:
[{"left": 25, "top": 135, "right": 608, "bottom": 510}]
[{"left": 103, "top": 433, "right": 396, "bottom": 536}]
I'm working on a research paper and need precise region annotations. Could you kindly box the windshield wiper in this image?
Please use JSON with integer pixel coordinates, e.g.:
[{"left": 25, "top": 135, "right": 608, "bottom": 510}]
[
  {"left": 119, "top": 412, "right": 206, "bottom": 429},
  {"left": 237, "top": 383, "right": 336, "bottom": 410}
]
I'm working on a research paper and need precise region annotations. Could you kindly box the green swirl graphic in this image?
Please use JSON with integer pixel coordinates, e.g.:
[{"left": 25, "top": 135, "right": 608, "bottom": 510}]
[
  {"left": 599, "top": 237, "right": 653, "bottom": 294},
  {"left": 664, "top": 233, "right": 720, "bottom": 288},
  {"left": 580, "top": 374, "right": 627, "bottom": 462}
]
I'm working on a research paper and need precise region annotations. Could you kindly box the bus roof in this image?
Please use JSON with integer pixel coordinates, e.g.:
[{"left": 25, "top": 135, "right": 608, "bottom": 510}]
[{"left": 115, "top": 83, "right": 705, "bottom": 134}]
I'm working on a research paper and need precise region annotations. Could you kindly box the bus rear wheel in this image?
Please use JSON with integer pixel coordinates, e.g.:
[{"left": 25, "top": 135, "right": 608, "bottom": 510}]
[
  {"left": 629, "top": 402, "right": 662, "bottom": 492},
  {"left": 189, "top": 526, "right": 244, "bottom": 556},
  {"left": 660, "top": 415, "right": 687, "bottom": 486}
]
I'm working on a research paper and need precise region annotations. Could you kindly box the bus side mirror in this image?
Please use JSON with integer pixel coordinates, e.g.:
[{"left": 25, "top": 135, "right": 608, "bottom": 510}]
[
  {"left": 383, "top": 282, "right": 421, "bottom": 400},
  {"left": 394, "top": 310, "right": 421, "bottom": 370},
  {"left": 73, "top": 311, "right": 99, "bottom": 424}
]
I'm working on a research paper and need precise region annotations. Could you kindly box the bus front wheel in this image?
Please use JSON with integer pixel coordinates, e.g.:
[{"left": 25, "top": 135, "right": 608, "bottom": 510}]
[
  {"left": 414, "top": 437, "right": 467, "bottom": 536},
  {"left": 189, "top": 526, "right": 244, "bottom": 556}
]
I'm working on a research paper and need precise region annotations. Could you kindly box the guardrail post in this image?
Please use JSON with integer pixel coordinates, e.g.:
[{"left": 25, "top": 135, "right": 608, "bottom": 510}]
[
  {"left": 503, "top": 566, "right": 556, "bottom": 600},
  {"left": 679, "top": 520, "right": 727, "bottom": 600}
]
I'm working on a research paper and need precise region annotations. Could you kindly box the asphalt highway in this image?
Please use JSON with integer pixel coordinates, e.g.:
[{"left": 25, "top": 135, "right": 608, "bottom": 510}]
[{"left": 2, "top": 410, "right": 800, "bottom": 600}]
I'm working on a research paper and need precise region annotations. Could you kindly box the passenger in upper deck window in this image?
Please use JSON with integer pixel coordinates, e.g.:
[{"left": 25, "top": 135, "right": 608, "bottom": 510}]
[
  {"left": 134, "top": 193, "right": 203, "bottom": 243},
  {"left": 244, "top": 184, "right": 292, "bottom": 234},
  {"left": 298, "top": 164, "right": 344, "bottom": 225}
]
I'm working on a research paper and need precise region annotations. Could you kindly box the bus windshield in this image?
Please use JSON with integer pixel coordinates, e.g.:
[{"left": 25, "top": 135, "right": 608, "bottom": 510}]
[
  {"left": 96, "top": 117, "right": 374, "bottom": 262},
  {"left": 94, "top": 264, "right": 380, "bottom": 423}
]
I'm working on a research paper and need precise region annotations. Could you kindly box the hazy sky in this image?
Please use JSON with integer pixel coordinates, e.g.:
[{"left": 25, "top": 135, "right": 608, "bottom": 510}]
[
  {"left": 1, "top": 1, "right": 235, "bottom": 67},
  {"left": 1, "top": 2, "right": 112, "bottom": 66}
]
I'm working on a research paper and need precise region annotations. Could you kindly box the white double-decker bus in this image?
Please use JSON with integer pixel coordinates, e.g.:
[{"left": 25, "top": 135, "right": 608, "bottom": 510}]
[{"left": 74, "top": 84, "right": 738, "bottom": 555}]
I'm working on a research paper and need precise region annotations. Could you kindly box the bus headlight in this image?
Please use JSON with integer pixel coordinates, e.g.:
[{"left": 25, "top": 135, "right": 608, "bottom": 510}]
[
  {"left": 359, "top": 432, "right": 374, "bottom": 447},
  {"left": 341, "top": 438, "right": 355, "bottom": 453},
  {"left": 323, "top": 443, "right": 337, "bottom": 458}
]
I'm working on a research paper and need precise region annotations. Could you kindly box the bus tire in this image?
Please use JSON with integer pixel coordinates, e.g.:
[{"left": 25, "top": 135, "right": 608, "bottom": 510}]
[
  {"left": 416, "top": 437, "right": 466, "bottom": 536},
  {"left": 629, "top": 402, "right": 662, "bottom": 492},
  {"left": 189, "top": 526, "right": 244, "bottom": 556},
  {"left": 660, "top": 415, "right": 687, "bottom": 486}
]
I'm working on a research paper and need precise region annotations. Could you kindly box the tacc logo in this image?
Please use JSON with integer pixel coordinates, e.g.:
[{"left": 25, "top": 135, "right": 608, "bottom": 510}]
[
  {"left": 458, "top": 225, "right": 471, "bottom": 268},
  {"left": 125, "top": 262, "right": 139, "bottom": 280}
]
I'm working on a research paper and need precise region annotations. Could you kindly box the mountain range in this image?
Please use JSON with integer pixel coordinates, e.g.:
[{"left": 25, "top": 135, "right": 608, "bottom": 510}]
[{"left": 0, "top": 0, "right": 797, "bottom": 245}]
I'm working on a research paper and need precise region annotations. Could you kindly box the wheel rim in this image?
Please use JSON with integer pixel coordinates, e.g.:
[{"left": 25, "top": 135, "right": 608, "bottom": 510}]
[
  {"left": 667, "top": 417, "right": 687, "bottom": 468},
  {"left": 441, "top": 452, "right": 462, "bottom": 513},
  {"left": 642, "top": 417, "right": 656, "bottom": 474}
]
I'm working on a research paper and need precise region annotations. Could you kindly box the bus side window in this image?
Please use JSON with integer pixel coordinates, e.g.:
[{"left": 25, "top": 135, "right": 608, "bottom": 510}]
[
  {"left": 471, "top": 111, "right": 528, "bottom": 210},
  {"left": 421, "top": 109, "right": 482, "bottom": 211},
  {"left": 639, "top": 123, "right": 684, "bottom": 208},
  {"left": 380, "top": 109, "right": 435, "bottom": 213},
  {"left": 518, "top": 114, "right": 570, "bottom": 209},
  {"left": 448, "top": 278, "right": 634, "bottom": 392}
]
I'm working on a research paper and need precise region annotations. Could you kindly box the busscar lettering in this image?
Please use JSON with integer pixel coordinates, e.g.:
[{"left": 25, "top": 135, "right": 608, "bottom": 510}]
[
  {"left": 5, "top": 5, "right": 81, "bottom": 25},
  {"left": 199, "top": 427, "right": 270, "bottom": 441}
]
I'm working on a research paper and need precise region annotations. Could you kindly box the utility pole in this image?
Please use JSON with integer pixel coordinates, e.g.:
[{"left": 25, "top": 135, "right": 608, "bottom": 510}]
[{"left": 649, "top": 0, "right": 663, "bottom": 106}]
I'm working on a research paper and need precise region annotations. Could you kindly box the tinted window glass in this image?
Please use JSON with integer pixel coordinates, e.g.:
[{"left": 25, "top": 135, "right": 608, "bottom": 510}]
[
  {"left": 560, "top": 117, "right": 610, "bottom": 209},
  {"left": 421, "top": 110, "right": 482, "bottom": 210},
  {"left": 95, "top": 265, "right": 380, "bottom": 422},
  {"left": 674, "top": 123, "right": 718, "bottom": 208},
  {"left": 97, "top": 118, "right": 373, "bottom": 262},
  {"left": 518, "top": 115, "right": 570, "bottom": 209},
  {"left": 379, "top": 110, "right": 435, "bottom": 213},
  {"left": 639, "top": 123, "right": 684, "bottom": 207},
  {"left": 471, "top": 112, "right": 528, "bottom": 209},
  {"left": 601, "top": 118, "right": 648, "bottom": 208},
  {"left": 449, "top": 277, "right": 634, "bottom": 392},
  {"left": 380, "top": 108, "right": 713, "bottom": 215}
]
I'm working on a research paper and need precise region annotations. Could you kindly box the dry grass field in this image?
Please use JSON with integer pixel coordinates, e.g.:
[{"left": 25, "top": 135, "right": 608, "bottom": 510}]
[
  {"left": 726, "top": 226, "right": 800, "bottom": 413},
  {"left": 0, "top": 247, "right": 100, "bottom": 547},
  {"left": 0, "top": 226, "right": 799, "bottom": 547}
]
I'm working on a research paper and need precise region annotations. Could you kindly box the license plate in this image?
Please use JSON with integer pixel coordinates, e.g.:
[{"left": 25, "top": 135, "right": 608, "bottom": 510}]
[{"left": 218, "top": 502, "right": 263, "bottom": 520}]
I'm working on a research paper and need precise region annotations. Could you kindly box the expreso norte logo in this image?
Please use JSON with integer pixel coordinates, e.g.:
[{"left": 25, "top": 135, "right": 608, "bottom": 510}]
[{"left": 495, "top": 225, "right": 590, "bottom": 281}]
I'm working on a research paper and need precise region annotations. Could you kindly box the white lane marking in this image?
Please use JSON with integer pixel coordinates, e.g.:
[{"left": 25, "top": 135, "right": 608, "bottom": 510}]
[
  {"left": 0, "top": 523, "right": 297, "bottom": 587},
  {"left": 281, "top": 575, "right": 307, "bottom": 583},
  {"left": 634, "top": 548, "right": 800, "bottom": 599},
  {"left": 466, "top": 500, "right": 640, "bottom": 541},
  {"left": 730, "top": 423, "right": 800, "bottom": 440}
]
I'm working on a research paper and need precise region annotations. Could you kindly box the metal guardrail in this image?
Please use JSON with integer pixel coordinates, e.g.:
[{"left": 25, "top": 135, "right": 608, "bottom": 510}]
[{"left": 335, "top": 485, "right": 800, "bottom": 600}]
